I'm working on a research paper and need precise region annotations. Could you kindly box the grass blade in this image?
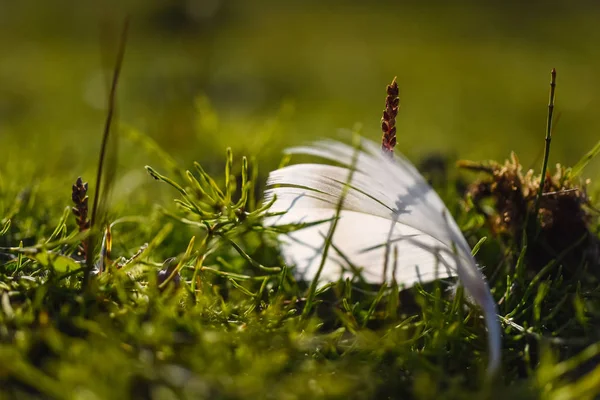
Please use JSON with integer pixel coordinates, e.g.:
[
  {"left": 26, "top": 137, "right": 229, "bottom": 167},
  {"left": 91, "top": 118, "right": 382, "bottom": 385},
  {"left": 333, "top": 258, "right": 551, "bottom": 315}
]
[{"left": 570, "top": 139, "right": 600, "bottom": 178}]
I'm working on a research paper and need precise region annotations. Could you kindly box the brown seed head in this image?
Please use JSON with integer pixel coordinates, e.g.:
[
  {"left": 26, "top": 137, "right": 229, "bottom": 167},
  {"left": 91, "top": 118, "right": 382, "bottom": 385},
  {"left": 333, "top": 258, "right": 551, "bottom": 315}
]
[
  {"left": 381, "top": 77, "right": 400, "bottom": 155},
  {"left": 72, "top": 176, "right": 90, "bottom": 259}
]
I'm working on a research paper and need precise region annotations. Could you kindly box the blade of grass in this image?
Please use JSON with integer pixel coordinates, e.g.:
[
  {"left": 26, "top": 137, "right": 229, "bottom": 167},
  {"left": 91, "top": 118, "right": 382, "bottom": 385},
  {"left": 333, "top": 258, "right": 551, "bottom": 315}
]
[
  {"left": 570, "top": 139, "right": 600, "bottom": 178},
  {"left": 0, "top": 219, "right": 10, "bottom": 236},
  {"left": 158, "top": 236, "right": 195, "bottom": 290},
  {"left": 220, "top": 235, "right": 281, "bottom": 273},
  {"left": 302, "top": 135, "right": 361, "bottom": 319}
]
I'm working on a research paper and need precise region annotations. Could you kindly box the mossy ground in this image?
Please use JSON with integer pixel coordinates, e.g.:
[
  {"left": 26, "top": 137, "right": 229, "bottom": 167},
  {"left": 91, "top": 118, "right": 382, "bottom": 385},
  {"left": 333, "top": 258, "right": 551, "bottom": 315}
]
[
  {"left": 1, "top": 118, "right": 600, "bottom": 398},
  {"left": 2, "top": 2, "right": 600, "bottom": 399}
]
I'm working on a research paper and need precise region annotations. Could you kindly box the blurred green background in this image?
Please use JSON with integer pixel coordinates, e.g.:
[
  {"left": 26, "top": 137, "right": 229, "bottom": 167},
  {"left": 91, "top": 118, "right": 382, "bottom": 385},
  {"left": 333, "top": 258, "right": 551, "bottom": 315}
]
[{"left": 1, "top": 0, "right": 599, "bottom": 208}]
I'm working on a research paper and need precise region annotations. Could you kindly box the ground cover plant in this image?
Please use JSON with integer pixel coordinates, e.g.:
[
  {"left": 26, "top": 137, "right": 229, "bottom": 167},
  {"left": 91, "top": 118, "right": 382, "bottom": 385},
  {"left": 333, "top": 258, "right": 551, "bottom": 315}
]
[{"left": 2, "top": 16, "right": 600, "bottom": 400}]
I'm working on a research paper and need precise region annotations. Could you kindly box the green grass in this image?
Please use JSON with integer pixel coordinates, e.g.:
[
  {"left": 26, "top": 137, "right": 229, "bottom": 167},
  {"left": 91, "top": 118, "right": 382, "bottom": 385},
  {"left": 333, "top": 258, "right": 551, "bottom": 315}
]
[
  {"left": 1, "top": 99, "right": 600, "bottom": 398},
  {"left": 2, "top": 2, "right": 600, "bottom": 398}
]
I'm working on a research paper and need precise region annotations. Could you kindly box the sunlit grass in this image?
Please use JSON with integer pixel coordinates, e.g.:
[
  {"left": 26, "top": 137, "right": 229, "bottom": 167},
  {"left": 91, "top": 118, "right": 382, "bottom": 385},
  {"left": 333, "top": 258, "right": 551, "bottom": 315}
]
[
  {"left": 2, "top": 90, "right": 600, "bottom": 397},
  {"left": 1, "top": 2, "right": 600, "bottom": 398}
]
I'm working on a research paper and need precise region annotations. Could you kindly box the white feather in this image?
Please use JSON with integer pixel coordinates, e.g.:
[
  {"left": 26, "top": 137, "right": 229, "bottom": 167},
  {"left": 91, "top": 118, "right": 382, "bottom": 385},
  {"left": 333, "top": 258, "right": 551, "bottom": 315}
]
[{"left": 264, "top": 137, "right": 501, "bottom": 376}]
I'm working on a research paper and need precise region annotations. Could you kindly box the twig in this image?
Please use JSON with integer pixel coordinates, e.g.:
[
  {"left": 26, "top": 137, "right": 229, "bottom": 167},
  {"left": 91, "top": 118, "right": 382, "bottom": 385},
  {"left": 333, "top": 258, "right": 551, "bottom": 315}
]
[{"left": 534, "top": 68, "right": 557, "bottom": 218}]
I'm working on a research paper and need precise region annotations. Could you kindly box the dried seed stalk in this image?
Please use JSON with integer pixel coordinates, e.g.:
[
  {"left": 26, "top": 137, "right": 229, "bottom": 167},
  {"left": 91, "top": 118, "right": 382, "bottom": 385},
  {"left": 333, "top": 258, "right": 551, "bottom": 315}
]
[
  {"left": 381, "top": 77, "right": 400, "bottom": 155},
  {"left": 71, "top": 177, "right": 90, "bottom": 259}
]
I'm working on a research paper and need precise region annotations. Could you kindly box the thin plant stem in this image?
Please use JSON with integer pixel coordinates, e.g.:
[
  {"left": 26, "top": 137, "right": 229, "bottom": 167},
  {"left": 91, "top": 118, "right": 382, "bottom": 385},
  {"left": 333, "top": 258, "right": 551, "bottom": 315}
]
[
  {"left": 84, "top": 17, "right": 130, "bottom": 288},
  {"left": 534, "top": 68, "right": 557, "bottom": 218}
]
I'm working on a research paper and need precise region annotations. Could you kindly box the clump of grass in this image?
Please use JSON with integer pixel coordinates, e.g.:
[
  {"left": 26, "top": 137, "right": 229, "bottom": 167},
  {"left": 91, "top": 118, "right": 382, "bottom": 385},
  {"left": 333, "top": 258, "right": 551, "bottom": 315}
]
[
  {"left": 453, "top": 72, "right": 600, "bottom": 393},
  {"left": 459, "top": 70, "right": 600, "bottom": 274},
  {"left": 461, "top": 154, "right": 598, "bottom": 272}
]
